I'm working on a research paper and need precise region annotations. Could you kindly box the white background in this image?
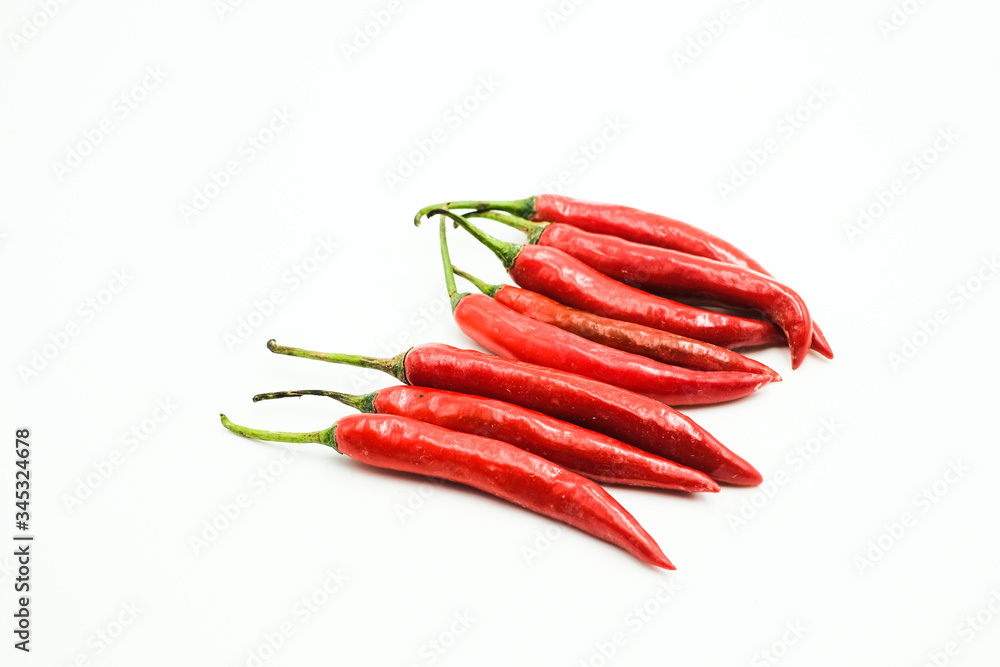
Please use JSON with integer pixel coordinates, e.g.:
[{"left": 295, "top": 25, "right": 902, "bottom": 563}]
[{"left": 3, "top": 1, "right": 999, "bottom": 665}]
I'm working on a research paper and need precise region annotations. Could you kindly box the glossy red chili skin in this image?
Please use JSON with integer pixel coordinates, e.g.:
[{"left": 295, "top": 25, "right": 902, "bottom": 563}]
[
  {"left": 507, "top": 244, "right": 785, "bottom": 350},
  {"left": 537, "top": 224, "right": 813, "bottom": 369},
  {"left": 454, "top": 293, "right": 771, "bottom": 404},
  {"left": 402, "top": 343, "right": 763, "bottom": 486},
  {"left": 491, "top": 284, "right": 781, "bottom": 380},
  {"left": 333, "top": 413, "right": 673, "bottom": 568},
  {"left": 531, "top": 194, "right": 833, "bottom": 359},
  {"left": 372, "top": 385, "right": 718, "bottom": 492},
  {"left": 534, "top": 194, "right": 766, "bottom": 271}
]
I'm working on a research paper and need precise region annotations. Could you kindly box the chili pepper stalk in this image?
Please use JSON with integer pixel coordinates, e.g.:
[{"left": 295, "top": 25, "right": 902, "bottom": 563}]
[{"left": 451, "top": 265, "right": 781, "bottom": 381}]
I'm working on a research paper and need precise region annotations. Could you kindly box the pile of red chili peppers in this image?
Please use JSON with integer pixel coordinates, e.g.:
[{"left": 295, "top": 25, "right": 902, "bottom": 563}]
[{"left": 221, "top": 194, "right": 830, "bottom": 570}]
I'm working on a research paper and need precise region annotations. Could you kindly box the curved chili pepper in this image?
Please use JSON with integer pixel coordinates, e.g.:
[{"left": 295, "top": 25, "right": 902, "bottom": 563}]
[
  {"left": 423, "top": 209, "right": 786, "bottom": 350},
  {"left": 220, "top": 413, "right": 673, "bottom": 568},
  {"left": 264, "top": 340, "right": 763, "bottom": 486},
  {"left": 253, "top": 386, "right": 720, "bottom": 492},
  {"left": 451, "top": 265, "right": 781, "bottom": 381},
  {"left": 414, "top": 196, "right": 833, "bottom": 359},
  {"left": 435, "top": 217, "right": 772, "bottom": 401},
  {"left": 469, "top": 211, "right": 813, "bottom": 369}
]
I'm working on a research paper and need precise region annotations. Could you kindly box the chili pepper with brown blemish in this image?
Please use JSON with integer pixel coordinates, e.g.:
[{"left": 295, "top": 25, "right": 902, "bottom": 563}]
[
  {"left": 466, "top": 210, "right": 814, "bottom": 369},
  {"left": 422, "top": 208, "right": 787, "bottom": 351},
  {"left": 434, "top": 215, "right": 773, "bottom": 401},
  {"left": 414, "top": 195, "right": 833, "bottom": 359},
  {"left": 450, "top": 265, "right": 780, "bottom": 381}
]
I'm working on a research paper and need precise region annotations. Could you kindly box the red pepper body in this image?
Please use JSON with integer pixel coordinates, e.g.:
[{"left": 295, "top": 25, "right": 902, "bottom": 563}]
[
  {"left": 333, "top": 413, "right": 673, "bottom": 568},
  {"left": 401, "top": 343, "right": 763, "bottom": 486},
  {"left": 507, "top": 244, "right": 785, "bottom": 350},
  {"left": 536, "top": 223, "right": 813, "bottom": 369},
  {"left": 371, "top": 385, "right": 718, "bottom": 492},
  {"left": 534, "top": 194, "right": 764, "bottom": 271},
  {"left": 532, "top": 194, "right": 833, "bottom": 359},
  {"left": 454, "top": 293, "right": 771, "bottom": 404},
  {"left": 490, "top": 283, "right": 781, "bottom": 380}
]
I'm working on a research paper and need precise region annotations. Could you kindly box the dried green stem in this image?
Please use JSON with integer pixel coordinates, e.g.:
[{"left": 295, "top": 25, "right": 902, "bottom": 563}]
[{"left": 252, "top": 389, "right": 377, "bottom": 414}]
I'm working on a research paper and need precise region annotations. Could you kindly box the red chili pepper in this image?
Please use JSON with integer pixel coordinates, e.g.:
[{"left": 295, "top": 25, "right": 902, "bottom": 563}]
[
  {"left": 434, "top": 216, "right": 772, "bottom": 402},
  {"left": 450, "top": 265, "right": 781, "bottom": 381},
  {"left": 468, "top": 211, "right": 814, "bottom": 369},
  {"left": 252, "top": 386, "right": 720, "bottom": 492},
  {"left": 264, "top": 340, "right": 763, "bottom": 486},
  {"left": 423, "top": 209, "right": 786, "bottom": 350},
  {"left": 220, "top": 413, "right": 674, "bottom": 568},
  {"left": 415, "top": 196, "right": 833, "bottom": 359}
]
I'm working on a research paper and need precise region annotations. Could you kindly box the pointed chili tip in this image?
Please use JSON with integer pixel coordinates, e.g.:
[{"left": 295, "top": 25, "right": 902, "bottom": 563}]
[
  {"left": 654, "top": 553, "right": 676, "bottom": 570},
  {"left": 710, "top": 457, "right": 764, "bottom": 487},
  {"left": 726, "top": 466, "right": 764, "bottom": 487},
  {"left": 810, "top": 327, "right": 834, "bottom": 359},
  {"left": 812, "top": 343, "right": 834, "bottom": 360}
]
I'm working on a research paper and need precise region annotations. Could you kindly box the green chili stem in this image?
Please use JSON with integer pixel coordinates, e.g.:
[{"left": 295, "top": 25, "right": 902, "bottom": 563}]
[
  {"left": 438, "top": 217, "right": 470, "bottom": 312},
  {"left": 252, "top": 389, "right": 377, "bottom": 414},
  {"left": 464, "top": 210, "right": 548, "bottom": 245},
  {"left": 413, "top": 197, "right": 537, "bottom": 227},
  {"left": 219, "top": 413, "right": 337, "bottom": 450},
  {"left": 426, "top": 209, "right": 522, "bottom": 271},
  {"left": 452, "top": 266, "right": 501, "bottom": 298},
  {"left": 266, "top": 339, "right": 408, "bottom": 383}
]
